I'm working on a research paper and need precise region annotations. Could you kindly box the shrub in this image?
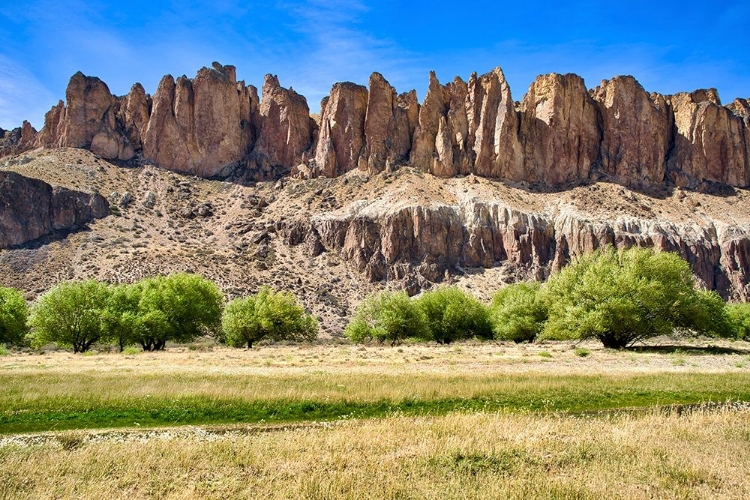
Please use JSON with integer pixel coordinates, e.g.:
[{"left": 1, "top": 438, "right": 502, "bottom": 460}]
[
  {"left": 29, "top": 280, "right": 111, "bottom": 353},
  {"left": 541, "top": 247, "right": 734, "bottom": 348},
  {"left": 222, "top": 287, "right": 318, "bottom": 348},
  {"left": 415, "top": 287, "right": 492, "bottom": 343},
  {"left": 345, "top": 290, "right": 428, "bottom": 346},
  {"left": 574, "top": 347, "right": 590, "bottom": 358},
  {"left": 727, "top": 303, "right": 750, "bottom": 340},
  {"left": 490, "top": 282, "right": 548, "bottom": 343},
  {"left": 0, "top": 286, "right": 28, "bottom": 347}
]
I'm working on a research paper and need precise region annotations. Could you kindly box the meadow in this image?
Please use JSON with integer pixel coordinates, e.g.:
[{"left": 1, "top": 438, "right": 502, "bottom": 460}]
[{"left": 1, "top": 340, "right": 749, "bottom": 499}]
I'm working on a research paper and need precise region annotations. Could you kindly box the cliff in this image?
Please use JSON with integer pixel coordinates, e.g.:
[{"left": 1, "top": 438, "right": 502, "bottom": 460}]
[{"left": 5, "top": 62, "right": 746, "bottom": 191}]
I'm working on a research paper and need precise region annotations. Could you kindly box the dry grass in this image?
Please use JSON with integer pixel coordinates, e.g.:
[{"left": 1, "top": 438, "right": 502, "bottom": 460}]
[{"left": 1, "top": 408, "right": 749, "bottom": 499}]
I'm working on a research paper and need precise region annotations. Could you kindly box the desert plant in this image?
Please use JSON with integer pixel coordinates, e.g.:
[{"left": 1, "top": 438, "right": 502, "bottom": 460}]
[
  {"left": 490, "top": 282, "right": 548, "bottom": 343},
  {"left": 222, "top": 287, "right": 318, "bottom": 348},
  {"left": 541, "top": 247, "right": 734, "bottom": 348},
  {"left": 0, "top": 286, "right": 28, "bottom": 347},
  {"left": 345, "top": 290, "right": 428, "bottom": 346},
  {"left": 415, "top": 287, "right": 492, "bottom": 343},
  {"left": 29, "top": 280, "right": 111, "bottom": 353}
]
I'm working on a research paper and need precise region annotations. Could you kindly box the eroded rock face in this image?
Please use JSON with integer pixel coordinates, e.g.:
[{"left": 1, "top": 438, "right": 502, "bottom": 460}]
[
  {"left": 142, "top": 63, "right": 257, "bottom": 177},
  {"left": 668, "top": 90, "right": 749, "bottom": 188},
  {"left": 37, "top": 72, "right": 135, "bottom": 161},
  {"left": 25, "top": 63, "right": 750, "bottom": 190},
  {"left": 313, "top": 82, "right": 368, "bottom": 177},
  {"left": 363, "top": 73, "right": 417, "bottom": 173},
  {"left": 252, "top": 74, "right": 315, "bottom": 172},
  {"left": 0, "top": 171, "right": 108, "bottom": 248},
  {"left": 520, "top": 73, "right": 602, "bottom": 185},
  {"left": 284, "top": 200, "right": 750, "bottom": 299},
  {"left": 0, "top": 121, "right": 37, "bottom": 157},
  {"left": 592, "top": 76, "right": 671, "bottom": 188}
]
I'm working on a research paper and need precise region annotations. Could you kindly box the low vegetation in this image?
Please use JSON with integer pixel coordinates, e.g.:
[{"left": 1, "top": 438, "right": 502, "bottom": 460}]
[{"left": 2, "top": 409, "right": 749, "bottom": 499}]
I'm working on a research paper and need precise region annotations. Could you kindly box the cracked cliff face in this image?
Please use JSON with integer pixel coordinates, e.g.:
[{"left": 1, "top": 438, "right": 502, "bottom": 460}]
[{"left": 9, "top": 62, "right": 747, "bottom": 192}]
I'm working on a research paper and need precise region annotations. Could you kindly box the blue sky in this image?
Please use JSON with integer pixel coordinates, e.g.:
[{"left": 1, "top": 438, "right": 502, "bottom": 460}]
[{"left": 1, "top": 0, "right": 748, "bottom": 130}]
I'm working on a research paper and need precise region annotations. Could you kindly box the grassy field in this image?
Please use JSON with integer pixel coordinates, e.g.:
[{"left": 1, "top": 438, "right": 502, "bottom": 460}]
[{"left": 1, "top": 340, "right": 749, "bottom": 498}]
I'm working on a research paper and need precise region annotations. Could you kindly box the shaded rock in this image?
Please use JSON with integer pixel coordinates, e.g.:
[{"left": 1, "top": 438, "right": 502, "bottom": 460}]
[
  {"left": 251, "top": 75, "right": 315, "bottom": 173},
  {"left": 0, "top": 171, "right": 108, "bottom": 248},
  {"left": 141, "top": 191, "right": 156, "bottom": 208},
  {"left": 363, "top": 73, "right": 418, "bottom": 173},
  {"left": 0, "top": 121, "right": 37, "bottom": 157}
]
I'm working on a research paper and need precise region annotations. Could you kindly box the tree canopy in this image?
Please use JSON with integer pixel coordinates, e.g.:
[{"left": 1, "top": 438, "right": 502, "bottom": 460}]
[
  {"left": 222, "top": 286, "right": 318, "bottom": 348},
  {"left": 345, "top": 290, "right": 428, "bottom": 345},
  {"left": 415, "top": 287, "right": 492, "bottom": 343},
  {"left": 490, "top": 282, "right": 548, "bottom": 343},
  {"left": 0, "top": 286, "right": 28, "bottom": 347},
  {"left": 29, "top": 280, "right": 111, "bottom": 353},
  {"left": 541, "top": 247, "right": 734, "bottom": 348}
]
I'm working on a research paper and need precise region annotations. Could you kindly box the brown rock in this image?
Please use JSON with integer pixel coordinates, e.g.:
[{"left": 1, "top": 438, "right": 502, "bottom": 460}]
[
  {"left": 363, "top": 73, "right": 417, "bottom": 173},
  {"left": 313, "top": 82, "right": 368, "bottom": 177},
  {"left": 592, "top": 76, "right": 671, "bottom": 188},
  {"left": 0, "top": 171, "right": 108, "bottom": 248},
  {"left": 0, "top": 121, "right": 37, "bottom": 157},
  {"left": 120, "top": 83, "right": 151, "bottom": 150},
  {"left": 467, "top": 68, "right": 523, "bottom": 180},
  {"left": 520, "top": 73, "right": 602, "bottom": 185},
  {"left": 253, "top": 74, "right": 315, "bottom": 171},
  {"left": 668, "top": 90, "right": 749, "bottom": 187},
  {"left": 143, "top": 63, "right": 255, "bottom": 177}
]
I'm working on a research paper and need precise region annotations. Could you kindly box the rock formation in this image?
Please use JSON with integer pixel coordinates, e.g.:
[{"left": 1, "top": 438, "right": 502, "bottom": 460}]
[
  {"left": 0, "top": 171, "right": 108, "bottom": 248},
  {"left": 0, "top": 121, "right": 37, "bottom": 157},
  {"left": 284, "top": 199, "right": 750, "bottom": 299},
  {"left": 592, "top": 76, "right": 671, "bottom": 188},
  {"left": 313, "top": 82, "right": 368, "bottom": 177},
  {"left": 15, "top": 62, "right": 749, "bottom": 191}
]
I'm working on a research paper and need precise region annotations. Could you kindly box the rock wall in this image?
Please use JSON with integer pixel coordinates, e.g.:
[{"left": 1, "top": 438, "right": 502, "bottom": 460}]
[
  {"left": 283, "top": 201, "right": 750, "bottom": 300},
  {"left": 18, "top": 63, "right": 749, "bottom": 189},
  {"left": 0, "top": 171, "right": 109, "bottom": 248}
]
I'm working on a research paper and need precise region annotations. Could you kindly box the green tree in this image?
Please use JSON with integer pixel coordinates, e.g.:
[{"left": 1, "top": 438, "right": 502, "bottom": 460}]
[
  {"left": 0, "top": 286, "right": 28, "bottom": 347},
  {"left": 727, "top": 302, "right": 750, "bottom": 340},
  {"left": 101, "top": 283, "right": 143, "bottom": 352},
  {"left": 345, "top": 290, "right": 428, "bottom": 346},
  {"left": 490, "top": 282, "right": 548, "bottom": 343},
  {"left": 541, "top": 247, "right": 733, "bottom": 348},
  {"left": 222, "top": 287, "right": 318, "bottom": 348},
  {"left": 136, "top": 273, "right": 223, "bottom": 351},
  {"left": 29, "top": 280, "right": 111, "bottom": 353},
  {"left": 415, "top": 287, "right": 492, "bottom": 343}
]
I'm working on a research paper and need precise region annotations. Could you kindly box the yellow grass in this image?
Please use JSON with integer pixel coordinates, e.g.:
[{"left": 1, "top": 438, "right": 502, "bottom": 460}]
[{"left": 1, "top": 409, "right": 749, "bottom": 499}]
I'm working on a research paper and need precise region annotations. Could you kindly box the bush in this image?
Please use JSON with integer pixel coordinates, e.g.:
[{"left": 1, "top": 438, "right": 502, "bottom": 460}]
[
  {"left": 345, "top": 290, "right": 428, "bottom": 346},
  {"left": 541, "top": 247, "right": 733, "bottom": 348},
  {"left": 222, "top": 287, "right": 318, "bottom": 348},
  {"left": 415, "top": 287, "right": 492, "bottom": 343},
  {"left": 29, "top": 280, "right": 111, "bottom": 353},
  {"left": 0, "top": 286, "right": 28, "bottom": 347},
  {"left": 490, "top": 282, "right": 547, "bottom": 343},
  {"left": 727, "top": 303, "right": 750, "bottom": 340}
]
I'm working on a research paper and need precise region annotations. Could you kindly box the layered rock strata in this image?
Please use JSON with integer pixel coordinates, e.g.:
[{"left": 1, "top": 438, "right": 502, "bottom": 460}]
[{"left": 283, "top": 200, "right": 750, "bottom": 300}]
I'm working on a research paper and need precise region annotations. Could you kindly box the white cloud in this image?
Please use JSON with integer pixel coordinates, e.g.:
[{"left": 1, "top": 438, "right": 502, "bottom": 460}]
[{"left": 0, "top": 55, "right": 56, "bottom": 130}]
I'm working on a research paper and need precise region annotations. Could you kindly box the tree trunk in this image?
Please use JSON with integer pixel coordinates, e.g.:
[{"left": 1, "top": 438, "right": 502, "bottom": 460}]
[{"left": 247, "top": 340, "right": 253, "bottom": 349}]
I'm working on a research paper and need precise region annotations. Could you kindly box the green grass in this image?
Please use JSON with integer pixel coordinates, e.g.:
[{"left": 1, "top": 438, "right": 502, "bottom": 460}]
[{"left": 2, "top": 372, "right": 749, "bottom": 434}]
